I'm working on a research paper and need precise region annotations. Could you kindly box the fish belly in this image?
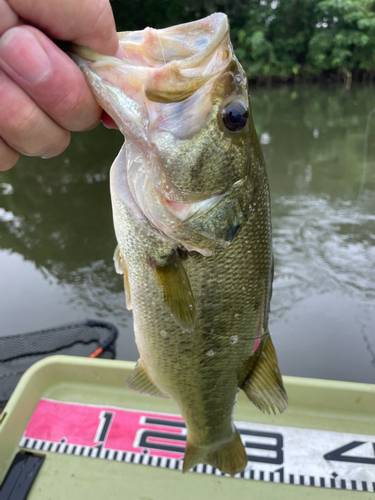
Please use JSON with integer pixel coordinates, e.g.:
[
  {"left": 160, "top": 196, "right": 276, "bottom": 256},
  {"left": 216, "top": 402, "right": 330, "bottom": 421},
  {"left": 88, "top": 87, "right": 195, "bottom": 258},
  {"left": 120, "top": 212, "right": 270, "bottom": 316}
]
[{"left": 115, "top": 182, "right": 271, "bottom": 443}]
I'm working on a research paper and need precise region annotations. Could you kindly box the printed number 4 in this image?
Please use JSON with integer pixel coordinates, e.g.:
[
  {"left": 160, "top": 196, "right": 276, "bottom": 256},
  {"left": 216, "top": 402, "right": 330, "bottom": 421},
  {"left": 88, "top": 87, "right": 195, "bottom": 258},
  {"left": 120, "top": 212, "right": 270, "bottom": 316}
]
[{"left": 324, "top": 441, "right": 375, "bottom": 465}]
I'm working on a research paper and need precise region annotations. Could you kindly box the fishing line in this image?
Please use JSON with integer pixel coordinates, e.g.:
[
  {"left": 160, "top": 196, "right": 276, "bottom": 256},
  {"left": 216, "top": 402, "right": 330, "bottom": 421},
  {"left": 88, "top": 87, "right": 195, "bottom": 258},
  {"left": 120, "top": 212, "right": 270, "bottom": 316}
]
[
  {"left": 358, "top": 106, "right": 375, "bottom": 201},
  {"left": 155, "top": 29, "right": 167, "bottom": 65}
]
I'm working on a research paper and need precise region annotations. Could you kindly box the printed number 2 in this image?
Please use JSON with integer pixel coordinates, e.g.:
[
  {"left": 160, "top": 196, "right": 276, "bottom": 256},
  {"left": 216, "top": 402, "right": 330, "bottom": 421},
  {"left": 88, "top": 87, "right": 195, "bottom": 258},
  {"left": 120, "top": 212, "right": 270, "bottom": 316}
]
[{"left": 240, "top": 429, "right": 284, "bottom": 465}]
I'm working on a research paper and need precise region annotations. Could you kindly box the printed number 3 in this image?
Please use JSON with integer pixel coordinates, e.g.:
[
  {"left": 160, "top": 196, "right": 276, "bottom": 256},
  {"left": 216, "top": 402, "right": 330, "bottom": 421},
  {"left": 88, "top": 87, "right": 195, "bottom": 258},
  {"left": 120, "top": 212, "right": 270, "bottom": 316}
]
[{"left": 240, "top": 429, "right": 284, "bottom": 465}]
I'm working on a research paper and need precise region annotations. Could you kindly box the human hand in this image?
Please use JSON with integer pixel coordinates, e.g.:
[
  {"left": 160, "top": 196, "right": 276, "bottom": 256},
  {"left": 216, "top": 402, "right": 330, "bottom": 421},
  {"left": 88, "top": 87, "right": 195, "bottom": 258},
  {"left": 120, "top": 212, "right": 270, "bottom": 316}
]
[{"left": 0, "top": 0, "right": 120, "bottom": 170}]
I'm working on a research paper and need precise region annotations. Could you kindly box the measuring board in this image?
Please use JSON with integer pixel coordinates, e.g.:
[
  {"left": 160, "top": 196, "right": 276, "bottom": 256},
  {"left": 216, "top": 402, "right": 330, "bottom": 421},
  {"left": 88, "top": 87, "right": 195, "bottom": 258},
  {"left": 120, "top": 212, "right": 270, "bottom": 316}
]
[{"left": 19, "top": 399, "right": 375, "bottom": 493}]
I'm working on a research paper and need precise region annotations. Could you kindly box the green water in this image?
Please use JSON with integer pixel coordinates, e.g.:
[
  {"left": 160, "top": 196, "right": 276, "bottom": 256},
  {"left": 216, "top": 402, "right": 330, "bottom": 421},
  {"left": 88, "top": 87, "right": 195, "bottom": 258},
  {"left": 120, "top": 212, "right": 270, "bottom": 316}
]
[{"left": 0, "top": 84, "right": 374, "bottom": 383}]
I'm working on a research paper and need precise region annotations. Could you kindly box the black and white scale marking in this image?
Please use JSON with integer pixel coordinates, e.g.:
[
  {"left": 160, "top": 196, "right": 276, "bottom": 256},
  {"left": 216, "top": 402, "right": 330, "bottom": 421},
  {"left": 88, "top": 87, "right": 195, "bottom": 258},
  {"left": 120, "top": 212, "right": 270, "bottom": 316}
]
[{"left": 19, "top": 419, "right": 375, "bottom": 493}]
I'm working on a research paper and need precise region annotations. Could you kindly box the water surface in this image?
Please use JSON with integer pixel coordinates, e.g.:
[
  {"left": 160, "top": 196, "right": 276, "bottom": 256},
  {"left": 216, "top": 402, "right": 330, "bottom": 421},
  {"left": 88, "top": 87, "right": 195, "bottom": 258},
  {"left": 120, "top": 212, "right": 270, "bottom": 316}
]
[{"left": 0, "top": 84, "right": 374, "bottom": 383}]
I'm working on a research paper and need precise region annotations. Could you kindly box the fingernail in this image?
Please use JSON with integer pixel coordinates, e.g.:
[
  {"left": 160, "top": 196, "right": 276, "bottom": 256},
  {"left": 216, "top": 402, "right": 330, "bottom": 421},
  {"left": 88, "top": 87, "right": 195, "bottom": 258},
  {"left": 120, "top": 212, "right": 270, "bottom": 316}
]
[{"left": 0, "top": 27, "right": 51, "bottom": 84}]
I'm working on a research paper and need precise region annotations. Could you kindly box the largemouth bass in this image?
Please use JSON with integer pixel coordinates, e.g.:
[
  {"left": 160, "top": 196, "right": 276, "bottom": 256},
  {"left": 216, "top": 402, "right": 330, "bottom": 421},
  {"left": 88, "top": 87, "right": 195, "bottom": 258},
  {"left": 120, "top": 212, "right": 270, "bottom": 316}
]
[{"left": 71, "top": 13, "right": 287, "bottom": 475}]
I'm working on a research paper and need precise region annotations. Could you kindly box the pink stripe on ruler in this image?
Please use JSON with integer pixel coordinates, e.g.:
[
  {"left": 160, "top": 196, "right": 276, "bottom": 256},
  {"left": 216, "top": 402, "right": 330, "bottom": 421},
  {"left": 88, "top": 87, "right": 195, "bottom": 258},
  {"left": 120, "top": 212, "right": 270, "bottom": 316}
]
[{"left": 24, "top": 399, "right": 186, "bottom": 459}]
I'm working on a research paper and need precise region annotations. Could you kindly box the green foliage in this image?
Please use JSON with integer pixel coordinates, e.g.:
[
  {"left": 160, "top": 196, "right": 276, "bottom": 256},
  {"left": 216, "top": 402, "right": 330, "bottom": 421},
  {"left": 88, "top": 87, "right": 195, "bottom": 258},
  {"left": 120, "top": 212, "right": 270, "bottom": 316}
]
[
  {"left": 236, "top": 0, "right": 319, "bottom": 78},
  {"left": 308, "top": 0, "right": 375, "bottom": 75},
  {"left": 110, "top": 0, "right": 375, "bottom": 81}
]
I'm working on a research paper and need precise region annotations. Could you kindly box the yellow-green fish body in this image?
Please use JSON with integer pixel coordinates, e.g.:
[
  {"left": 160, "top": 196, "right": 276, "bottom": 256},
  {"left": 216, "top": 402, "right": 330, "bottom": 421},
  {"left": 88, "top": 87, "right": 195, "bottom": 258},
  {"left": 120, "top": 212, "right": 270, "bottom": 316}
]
[{"left": 71, "top": 13, "right": 287, "bottom": 475}]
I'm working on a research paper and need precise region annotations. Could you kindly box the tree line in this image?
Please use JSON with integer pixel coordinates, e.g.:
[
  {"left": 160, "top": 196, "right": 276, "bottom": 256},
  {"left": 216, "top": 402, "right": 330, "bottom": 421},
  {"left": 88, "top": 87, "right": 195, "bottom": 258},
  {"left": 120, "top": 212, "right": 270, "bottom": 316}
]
[{"left": 110, "top": 0, "right": 375, "bottom": 83}]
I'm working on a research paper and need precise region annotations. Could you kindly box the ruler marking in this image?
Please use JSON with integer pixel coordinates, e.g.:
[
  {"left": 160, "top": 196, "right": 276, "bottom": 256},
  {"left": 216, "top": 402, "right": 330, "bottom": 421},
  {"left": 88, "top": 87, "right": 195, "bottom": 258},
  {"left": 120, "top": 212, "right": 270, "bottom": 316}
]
[
  {"left": 17, "top": 435, "right": 375, "bottom": 493},
  {"left": 14, "top": 434, "right": 375, "bottom": 494}
]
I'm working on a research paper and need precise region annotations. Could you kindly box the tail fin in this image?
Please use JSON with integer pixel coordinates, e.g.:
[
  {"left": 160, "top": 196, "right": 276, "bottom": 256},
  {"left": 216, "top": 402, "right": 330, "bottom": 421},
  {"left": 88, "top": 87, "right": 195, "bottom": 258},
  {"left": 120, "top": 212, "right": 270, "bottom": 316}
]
[{"left": 183, "top": 428, "right": 247, "bottom": 475}]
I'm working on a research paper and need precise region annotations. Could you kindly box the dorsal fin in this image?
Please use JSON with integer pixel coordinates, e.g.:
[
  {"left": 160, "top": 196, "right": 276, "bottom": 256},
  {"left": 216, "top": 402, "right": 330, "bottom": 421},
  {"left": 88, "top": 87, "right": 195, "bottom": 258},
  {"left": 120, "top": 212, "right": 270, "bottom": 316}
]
[
  {"left": 241, "top": 334, "right": 288, "bottom": 414},
  {"left": 126, "top": 359, "right": 168, "bottom": 398},
  {"left": 154, "top": 251, "right": 196, "bottom": 332}
]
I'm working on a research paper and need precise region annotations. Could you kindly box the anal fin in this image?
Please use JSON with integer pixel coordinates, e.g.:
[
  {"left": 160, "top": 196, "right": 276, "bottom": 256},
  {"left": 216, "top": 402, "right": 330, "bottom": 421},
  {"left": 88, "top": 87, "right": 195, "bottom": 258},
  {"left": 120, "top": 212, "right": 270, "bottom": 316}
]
[
  {"left": 183, "top": 428, "right": 247, "bottom": 475},
  {"left": 125, "top": 359, "right": 168, "bottom": 398},
  {"left": 241, "top": 334, "right": 288, "bottom": 414},
  {"left": 154, "top": 250, "right": 195, "bottom": 332}
]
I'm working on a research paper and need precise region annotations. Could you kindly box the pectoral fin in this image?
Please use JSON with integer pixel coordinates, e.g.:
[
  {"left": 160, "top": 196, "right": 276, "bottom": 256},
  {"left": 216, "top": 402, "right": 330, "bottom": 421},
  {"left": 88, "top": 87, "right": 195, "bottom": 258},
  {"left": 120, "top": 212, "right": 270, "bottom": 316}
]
[
  {"left": 114, "top": 245, "right": 132, "bottom": 310},
  {"left": 126, "top": 359, "right": 168, "bottom": 398},
  {"left": 154, "top": 251, "right": 196, "bottom": 332},
  {"left": 241, "top": 334, "right": 288, "bottom": 414},
  {"left": 113, "top": 245, "right": 123, "bottom": 275}
]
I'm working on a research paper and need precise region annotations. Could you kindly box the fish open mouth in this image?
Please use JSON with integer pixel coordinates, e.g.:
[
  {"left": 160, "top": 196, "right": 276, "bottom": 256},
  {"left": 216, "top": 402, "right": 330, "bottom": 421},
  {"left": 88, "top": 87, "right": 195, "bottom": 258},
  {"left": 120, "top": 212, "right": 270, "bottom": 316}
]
[{"left": 69, "top": 13, "right": 236, "bottom": 145}]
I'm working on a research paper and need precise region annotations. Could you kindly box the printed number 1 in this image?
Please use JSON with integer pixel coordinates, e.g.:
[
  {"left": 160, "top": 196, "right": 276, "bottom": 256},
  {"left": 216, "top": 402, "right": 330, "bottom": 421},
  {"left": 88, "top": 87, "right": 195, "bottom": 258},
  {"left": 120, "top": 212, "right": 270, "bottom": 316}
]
[{"left": 95, "top": 411, "right": 114, "bottom": 443}]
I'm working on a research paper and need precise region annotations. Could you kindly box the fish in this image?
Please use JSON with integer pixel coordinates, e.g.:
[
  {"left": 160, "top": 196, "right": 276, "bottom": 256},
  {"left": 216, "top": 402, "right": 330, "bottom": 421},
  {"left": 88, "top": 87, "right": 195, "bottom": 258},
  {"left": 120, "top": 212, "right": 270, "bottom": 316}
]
[{"left": 70, "top": 13, "right": 288, "bottom": 475}]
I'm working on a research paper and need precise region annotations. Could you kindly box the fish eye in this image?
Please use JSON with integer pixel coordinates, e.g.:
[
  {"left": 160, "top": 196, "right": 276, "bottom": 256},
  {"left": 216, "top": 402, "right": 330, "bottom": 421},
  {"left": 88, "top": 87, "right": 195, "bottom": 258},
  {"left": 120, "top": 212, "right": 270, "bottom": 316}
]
[{"left": 221, "top": 101, "right": 248, "bottom": 133}]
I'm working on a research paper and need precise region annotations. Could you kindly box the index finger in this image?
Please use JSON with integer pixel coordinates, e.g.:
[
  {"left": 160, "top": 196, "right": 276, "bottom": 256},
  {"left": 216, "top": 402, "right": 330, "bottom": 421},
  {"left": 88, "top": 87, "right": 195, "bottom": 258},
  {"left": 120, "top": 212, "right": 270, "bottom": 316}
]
[{"left": 7, "top": 0, "right": 119, "bottom": 55}]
